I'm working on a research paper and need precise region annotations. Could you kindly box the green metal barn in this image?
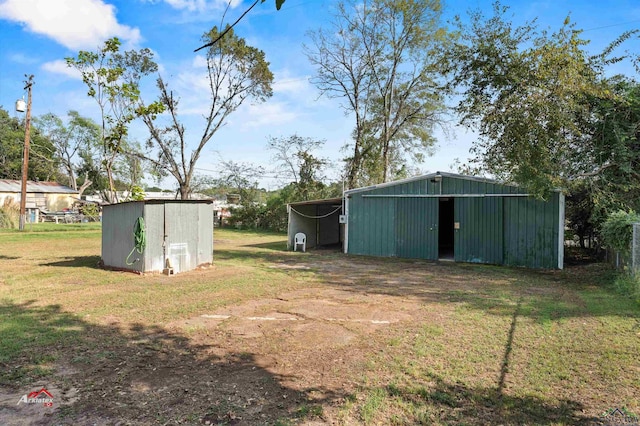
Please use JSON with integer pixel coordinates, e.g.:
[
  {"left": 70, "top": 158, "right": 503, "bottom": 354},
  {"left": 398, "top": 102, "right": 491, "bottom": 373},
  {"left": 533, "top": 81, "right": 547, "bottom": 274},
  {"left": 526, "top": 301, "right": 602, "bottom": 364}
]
[
  {"left": 287, "top": 172, "right": 564, "bottom": 269},
  {"left": 345, "top": 172, "right": 564, "bottom": 269}
]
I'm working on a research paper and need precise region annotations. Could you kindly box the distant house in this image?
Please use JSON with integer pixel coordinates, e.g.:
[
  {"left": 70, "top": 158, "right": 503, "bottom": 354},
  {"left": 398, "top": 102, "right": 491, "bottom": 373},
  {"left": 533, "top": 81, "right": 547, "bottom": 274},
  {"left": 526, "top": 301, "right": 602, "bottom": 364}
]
[{"left": 0, "top": 179, "right": 78, "bottom": 222}]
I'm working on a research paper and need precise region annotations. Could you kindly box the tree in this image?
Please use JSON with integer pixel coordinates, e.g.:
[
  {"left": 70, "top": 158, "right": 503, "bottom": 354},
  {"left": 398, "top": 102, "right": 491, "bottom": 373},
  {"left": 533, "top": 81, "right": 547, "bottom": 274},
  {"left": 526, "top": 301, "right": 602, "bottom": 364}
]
[
  {"left": 194, "top": 0, "right": 286, "bottom": 52},
  {"left": 306, "top": 0, "right": 449, "bottom": 188},
  {"left": 448, "top": 3, "right": 639, "bottom": 198},
  {"left": 267, "top": 134, "right": 330, "bottom": 201},
  {"left": 579, "top": 77, "right": 640, "bottom": 216},
  {"left": 137, "top": 26, "right": 273, "bottom": 199},
  {"left": 66, "top": 37, "right": 158, "bottom": 203},
  {"left": 35, "top": 111, "right": 100, "bottom": 195},
  {"left": 0, "top": 107, "right": 60, "bottom": 181},
  {"left": 214, "top": 159, "right": 266, "bottom": 205}
]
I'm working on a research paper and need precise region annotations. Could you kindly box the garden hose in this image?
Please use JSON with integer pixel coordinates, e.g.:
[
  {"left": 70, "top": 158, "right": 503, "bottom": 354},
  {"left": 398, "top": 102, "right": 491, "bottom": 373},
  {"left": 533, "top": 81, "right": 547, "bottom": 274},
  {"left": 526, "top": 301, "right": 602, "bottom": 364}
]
[{"left": 125, "top": 217, "right": 146, "bottom": 265}]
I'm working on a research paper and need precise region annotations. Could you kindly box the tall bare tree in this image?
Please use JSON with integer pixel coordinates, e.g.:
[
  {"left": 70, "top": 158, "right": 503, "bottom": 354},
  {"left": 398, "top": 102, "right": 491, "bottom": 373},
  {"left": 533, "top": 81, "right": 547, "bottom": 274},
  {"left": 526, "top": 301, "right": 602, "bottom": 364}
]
[
  {"left": 306, "top": 0, "right": 450, "bottom": 188},
  {"left": 138, "top": 26, "right": 273, "bottom": 199}
]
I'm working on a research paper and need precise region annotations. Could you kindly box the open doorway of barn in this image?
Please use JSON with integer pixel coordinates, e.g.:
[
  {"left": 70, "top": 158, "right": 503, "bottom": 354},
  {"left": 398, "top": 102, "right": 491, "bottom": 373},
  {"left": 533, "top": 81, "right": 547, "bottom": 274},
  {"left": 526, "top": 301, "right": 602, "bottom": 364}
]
[{"left": 438, "top": 197, "right": 454, "bottom": 260}]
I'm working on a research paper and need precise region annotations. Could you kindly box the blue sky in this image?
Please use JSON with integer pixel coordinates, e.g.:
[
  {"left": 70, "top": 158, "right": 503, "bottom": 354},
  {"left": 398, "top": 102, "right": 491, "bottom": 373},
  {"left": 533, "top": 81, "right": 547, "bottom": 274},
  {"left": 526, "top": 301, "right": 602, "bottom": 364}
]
[{"left": 1, "top": 0, "right": 639, "bottom": 190}]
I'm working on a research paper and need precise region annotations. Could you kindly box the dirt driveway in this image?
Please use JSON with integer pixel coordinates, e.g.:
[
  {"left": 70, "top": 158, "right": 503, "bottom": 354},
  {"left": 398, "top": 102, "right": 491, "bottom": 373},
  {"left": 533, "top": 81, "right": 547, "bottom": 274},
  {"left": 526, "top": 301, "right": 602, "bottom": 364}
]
[{"left": 1, "top": 232, "right": 634, "bottom": 425}]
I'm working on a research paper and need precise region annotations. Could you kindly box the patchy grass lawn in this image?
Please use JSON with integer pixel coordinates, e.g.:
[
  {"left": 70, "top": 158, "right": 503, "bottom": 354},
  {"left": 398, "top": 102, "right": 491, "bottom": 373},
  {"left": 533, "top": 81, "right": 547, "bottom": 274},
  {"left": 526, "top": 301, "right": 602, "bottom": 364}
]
[{"left": 0, "top": 224, "right": 638, "bottom": 425}]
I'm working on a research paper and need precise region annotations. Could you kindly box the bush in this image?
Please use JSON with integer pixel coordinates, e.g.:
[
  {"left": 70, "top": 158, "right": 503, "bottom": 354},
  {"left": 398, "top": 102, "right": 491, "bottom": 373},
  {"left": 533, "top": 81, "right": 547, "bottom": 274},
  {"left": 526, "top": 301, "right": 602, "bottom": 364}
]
[
  {"left": 613, "top": 273, "right": 640, "bottom": 305},
  {"left": 79, "top": 203, "right": 100, "bottom": 221},
  {"left": 600, "top": 210, "right": 640, "bottom": 255},
  {"left": 0, "top": 198, "right": 19, "bottom": 229}
]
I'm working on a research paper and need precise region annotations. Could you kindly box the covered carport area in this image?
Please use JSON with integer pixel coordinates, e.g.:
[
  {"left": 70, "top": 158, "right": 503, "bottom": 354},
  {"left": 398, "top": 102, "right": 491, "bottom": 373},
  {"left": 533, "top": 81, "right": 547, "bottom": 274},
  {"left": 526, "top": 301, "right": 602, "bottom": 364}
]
[{"left": 287, "top": 197, "right": 344, "bottom": 251}]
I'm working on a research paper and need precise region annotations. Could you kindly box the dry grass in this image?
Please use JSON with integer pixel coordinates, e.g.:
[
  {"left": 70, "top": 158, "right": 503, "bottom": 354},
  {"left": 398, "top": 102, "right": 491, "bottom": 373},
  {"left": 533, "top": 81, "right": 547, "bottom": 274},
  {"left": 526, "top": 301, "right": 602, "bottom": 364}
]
[{"left": 0, "top": 224, "right": 639, "bottom": 425}]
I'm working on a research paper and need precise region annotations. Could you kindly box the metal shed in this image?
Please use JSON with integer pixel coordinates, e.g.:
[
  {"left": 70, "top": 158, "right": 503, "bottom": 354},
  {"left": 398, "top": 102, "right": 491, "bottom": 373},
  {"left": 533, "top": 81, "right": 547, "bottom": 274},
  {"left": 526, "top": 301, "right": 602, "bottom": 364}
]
[
  {"left": 344, "top": 172, "right": 564, "bottom": 269},
  {"left": 101, "top": 200, "right": 213, "bottom": 274},
  {"left": 287, "top": 197, "right": 344, "bottom": 250}
]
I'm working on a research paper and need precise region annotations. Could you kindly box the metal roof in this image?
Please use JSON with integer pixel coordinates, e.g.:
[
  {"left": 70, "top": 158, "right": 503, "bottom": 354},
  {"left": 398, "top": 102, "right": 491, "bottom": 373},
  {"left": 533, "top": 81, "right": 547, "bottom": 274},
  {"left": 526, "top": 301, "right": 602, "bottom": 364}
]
[
  {"left": 343, "top": 172, "right": 506, "bottom": 195},
  {"left": 103, "top": 199, "right": 213, "bottom": 209},
  {"left": 0, "top": 179, "right": 77, "bottom": 194}
]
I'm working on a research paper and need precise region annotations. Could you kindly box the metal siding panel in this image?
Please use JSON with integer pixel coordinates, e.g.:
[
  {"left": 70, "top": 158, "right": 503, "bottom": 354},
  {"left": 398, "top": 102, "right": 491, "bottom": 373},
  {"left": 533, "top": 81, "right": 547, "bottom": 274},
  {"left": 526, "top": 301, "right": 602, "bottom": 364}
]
[
  {"left": 198, "top": 203, "right": 214, "bottom": 266},
  {"left": 347, "top": 194, "right": 364, "bottom": 254},
  {"left": 454, "top": 197, "right": 503, "bottom": 264},
  {"left": 347, "top": 195, "right": 395, "bottom": 256},
  {"left": 102, "top": 202, "right": 144, "bottom": 272},
  {"left": 503, "top": 196, "right": 559, "bottom": 268},
  {"left": 164, "top": 203, "right": 199, "bottom": 273},
  {"left": 396, "top": 198, "right": 438, "bottom": 260},
  {"left": 290, "top": 205, "right": 318, "bottom": 248},
  {"left": 144, "top": 203, "right": 166, "bottom": 273}
]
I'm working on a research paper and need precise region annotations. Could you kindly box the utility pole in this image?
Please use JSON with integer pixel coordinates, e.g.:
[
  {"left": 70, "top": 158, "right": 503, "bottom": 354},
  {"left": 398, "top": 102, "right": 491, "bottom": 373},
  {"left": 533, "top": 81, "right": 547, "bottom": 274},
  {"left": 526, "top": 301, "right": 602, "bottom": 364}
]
[{"left": 19, "top": 75, "right": 34, "bottom": 231}]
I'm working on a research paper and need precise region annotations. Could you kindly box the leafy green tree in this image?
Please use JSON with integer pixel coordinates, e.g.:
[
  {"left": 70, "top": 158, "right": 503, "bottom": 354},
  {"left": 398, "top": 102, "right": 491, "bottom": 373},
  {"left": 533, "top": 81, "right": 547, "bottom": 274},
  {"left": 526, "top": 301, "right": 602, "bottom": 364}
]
[
  {"left": 138, "top": 26, "right": 273, "bottom": 199},
  {"left": 306, "top": 0, "right": 450, "bottom": 188},
  {"left": 448, "top": 3, "right": 638, "bottom": 198},
  {"left": 0, "top": 107, "right": 60, "bottom": 181},
  {"left": 35, "top": 111, "right": 100, "bottom": 195},
  {"left": 66, "top": 37, "right": 158, "bottom": 203},
  {"left": 580, "top": 77, "right": 640, "bottom": 217}
]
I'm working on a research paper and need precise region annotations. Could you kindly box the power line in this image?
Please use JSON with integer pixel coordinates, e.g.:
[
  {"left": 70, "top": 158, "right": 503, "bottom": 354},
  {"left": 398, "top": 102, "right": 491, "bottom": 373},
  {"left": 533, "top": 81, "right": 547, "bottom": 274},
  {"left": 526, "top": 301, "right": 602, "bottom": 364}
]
[{"left": 582, "top": 20, "right": 640, "bottom": 33}]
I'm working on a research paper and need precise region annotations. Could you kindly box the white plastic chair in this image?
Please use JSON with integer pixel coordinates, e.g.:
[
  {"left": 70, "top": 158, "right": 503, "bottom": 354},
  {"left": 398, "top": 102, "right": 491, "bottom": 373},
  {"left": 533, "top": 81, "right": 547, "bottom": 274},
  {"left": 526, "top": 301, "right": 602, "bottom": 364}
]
[{"left": 294, "top": 232, "right": 306, "bottom": 252}]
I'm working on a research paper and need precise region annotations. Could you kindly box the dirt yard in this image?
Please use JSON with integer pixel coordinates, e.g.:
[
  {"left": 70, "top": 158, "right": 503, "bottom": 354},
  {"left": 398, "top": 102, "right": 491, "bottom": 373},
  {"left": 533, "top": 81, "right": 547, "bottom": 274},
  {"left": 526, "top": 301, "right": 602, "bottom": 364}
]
[{"left": 0, "top": 228, "right": 638, "bottom": 425}]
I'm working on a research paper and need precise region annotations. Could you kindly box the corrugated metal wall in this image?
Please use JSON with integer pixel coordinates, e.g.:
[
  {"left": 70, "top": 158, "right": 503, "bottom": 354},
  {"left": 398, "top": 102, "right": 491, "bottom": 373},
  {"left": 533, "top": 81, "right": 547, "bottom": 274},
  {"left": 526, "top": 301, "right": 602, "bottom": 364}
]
[
  {"left": 287, "top": 203, "right": 342, "bottom": 250},
  {"left": 502, "top": 193, "right": 560, "bottom": 269},
  {"left": 288, "top": 205, "right": 319, "bottom": 249},
  {"left": 454, "top": 197, "right": 504, "bottom": 264},
  {"left": 346, "top": 174, "right": 562, "bottom": 269},
  {"left": 101, "top": 202, "right": 145, "bottom": 272},
  {"left": 396, "top": 198, "right": 438, "bottom": 259},
  {"left": 144, "top": 203, "right": 165, "bottom": 272}
]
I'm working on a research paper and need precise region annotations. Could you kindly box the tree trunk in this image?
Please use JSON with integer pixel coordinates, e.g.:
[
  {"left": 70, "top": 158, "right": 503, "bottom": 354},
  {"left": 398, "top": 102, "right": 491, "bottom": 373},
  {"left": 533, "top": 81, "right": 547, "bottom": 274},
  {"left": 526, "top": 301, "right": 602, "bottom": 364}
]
[
  {"left": 77, "top": 172, "right": 92, "bottom": 199},
  {"left": 347, "top": 128, "right": 364, "bottom": 190},
  {"left": 179, "top": 183, "right": 191, "bottom": 200}
]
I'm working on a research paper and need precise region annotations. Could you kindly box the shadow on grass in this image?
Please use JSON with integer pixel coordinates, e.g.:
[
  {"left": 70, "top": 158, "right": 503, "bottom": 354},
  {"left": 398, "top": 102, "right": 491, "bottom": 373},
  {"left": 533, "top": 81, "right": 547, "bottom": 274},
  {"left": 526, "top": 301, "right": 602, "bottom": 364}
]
[
  {"left": 41, "top": 256, "right": 102, "bottom": 269},
  {"left": 377, "top": 375, "right": 593, "bottom": 425},
  {"left": 242, "top": 240, "right": 289, "bottom": 251},
  {"left": 0, "top": 301, "right": 338, "bottom": 425}
]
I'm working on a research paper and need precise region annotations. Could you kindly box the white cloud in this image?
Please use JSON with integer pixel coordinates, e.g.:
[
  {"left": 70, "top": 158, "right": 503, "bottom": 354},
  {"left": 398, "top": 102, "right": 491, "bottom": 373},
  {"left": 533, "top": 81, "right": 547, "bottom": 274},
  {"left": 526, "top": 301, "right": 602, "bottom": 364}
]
[
  {"left": 192, "top": 55, "right": 208, "bottom": 68},
  {"left": 41, "top": 60, "right": 82, "bottom": 79},
  {"left": 9, "top": 52, "right": 39, "bottom": 64},
  {"left": 0, "top": 0, "right": 141, "bottom": 50},
  {"left": 242, "top": 102, "right": 299, "bottom": 128},
  {"left": 155, "top": 0, "right": 241, "bottom": 12},
  {"left": 273, "top": 76, "right": 310, "bottom": 96}
]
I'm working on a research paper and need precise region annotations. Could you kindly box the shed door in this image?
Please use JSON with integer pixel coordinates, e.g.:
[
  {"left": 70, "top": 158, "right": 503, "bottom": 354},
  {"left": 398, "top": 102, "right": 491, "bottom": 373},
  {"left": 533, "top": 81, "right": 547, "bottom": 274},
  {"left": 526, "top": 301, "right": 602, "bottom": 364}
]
[
  {"left": 454, "top": 197, "right": 504, "bottom": 264},
  {"left": 396, "top": 198, "right": 438, "bottom": 260}
]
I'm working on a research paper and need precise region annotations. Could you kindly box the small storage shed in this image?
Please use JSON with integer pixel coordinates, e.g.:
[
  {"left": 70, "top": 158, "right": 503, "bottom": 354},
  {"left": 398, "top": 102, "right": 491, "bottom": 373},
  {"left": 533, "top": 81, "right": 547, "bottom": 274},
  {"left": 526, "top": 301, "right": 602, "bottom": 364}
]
[
  {"left": 345, "top": 172, "right": 564, "bottom": 269},
  {"left": 287, "top": 197, "right": 343, "bottom": 250},
  {"left": 102, "top": 200, "right": 213, "bottom": 274}
]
